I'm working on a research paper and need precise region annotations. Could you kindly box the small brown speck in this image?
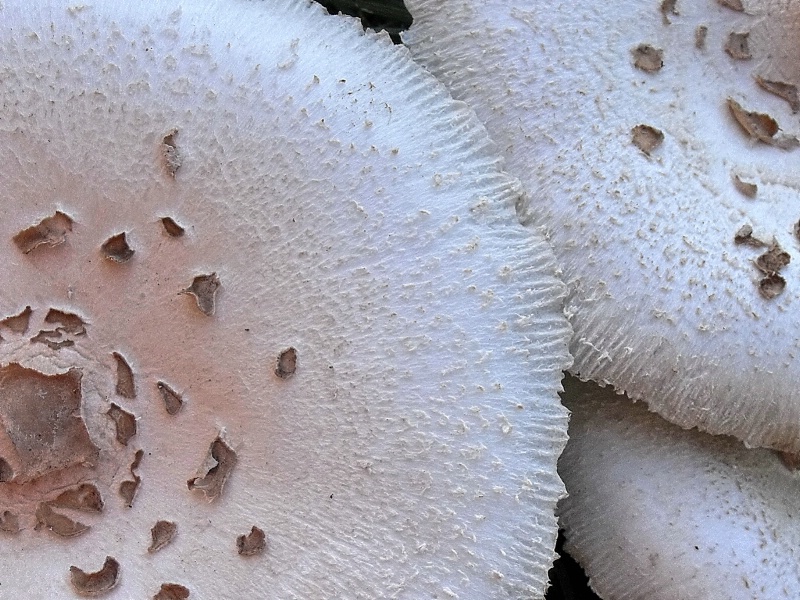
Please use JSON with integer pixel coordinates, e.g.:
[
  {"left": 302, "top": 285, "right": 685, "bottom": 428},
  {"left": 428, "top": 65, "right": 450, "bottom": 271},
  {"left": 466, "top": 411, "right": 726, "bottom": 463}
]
[
  {"left": 632, "top": 124, "right": 664, "bottom": 155},
  {"left": 70, "top": 556, "right": 120, "bottom": 597},
  {"left": 632, "top": 44, "right": 663, "bottom": 72},
  {"left": 725, "top": 32, "right": 751, "bottom": 60},
  {"left": 237, "top": 526, "right": 267, "bottom": 556}
]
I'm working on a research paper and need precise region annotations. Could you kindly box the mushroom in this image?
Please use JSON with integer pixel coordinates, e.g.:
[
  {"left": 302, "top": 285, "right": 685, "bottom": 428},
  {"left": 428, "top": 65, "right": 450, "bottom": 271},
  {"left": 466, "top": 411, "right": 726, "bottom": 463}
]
[
  {"left": 557, "top": 376, "right": 800, "bottom": 599},
  {"left": 403, "top": 0, "right": 800, "bottom": 452},
  {"left": 0, "top": 1, "right": 572, "bottom": 597}
]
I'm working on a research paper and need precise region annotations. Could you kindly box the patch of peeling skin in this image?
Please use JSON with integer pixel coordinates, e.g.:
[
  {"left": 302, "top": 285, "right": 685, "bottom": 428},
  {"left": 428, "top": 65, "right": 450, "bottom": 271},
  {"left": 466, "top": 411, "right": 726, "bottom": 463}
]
[
  {"left": 237, "top": 525, "right": 266, "bottom": 556},
  {"left": 153, "top": 583, "right": 190, "bottom": 600},
  {"left": 187, "top": 435, "right": 237, "bottom": 501},
  {"left": 69, "top": 556, "right": 120, "bottom": 597},
  {"left": 12, "top": 211, "right": 73, "bottom": 254},
  {"left": 180, "top": 273, "right": 220, "bottom": 316}
]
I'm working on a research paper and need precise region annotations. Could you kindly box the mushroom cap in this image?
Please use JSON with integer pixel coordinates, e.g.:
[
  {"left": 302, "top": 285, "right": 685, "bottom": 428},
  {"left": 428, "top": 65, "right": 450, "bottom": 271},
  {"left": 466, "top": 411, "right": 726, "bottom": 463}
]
[
  {"left": 0, "top": 0, "right": 572, "bottom": 597},
  {"left": 558, "top": 376, "right": 800, "bottom": 600},
  {"left": 404, "top": 0, "right": 800, "bottom": 452}
]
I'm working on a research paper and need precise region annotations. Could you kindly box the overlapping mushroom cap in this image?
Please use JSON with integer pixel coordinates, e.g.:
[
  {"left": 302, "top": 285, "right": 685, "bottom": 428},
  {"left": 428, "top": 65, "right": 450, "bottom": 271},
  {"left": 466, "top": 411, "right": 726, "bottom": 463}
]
[
  {"left": 0, "top": 0, "right": 572, "bottom": 597},
  {"left": 404, "top": 0, "right": 800, "bottom": 452},
  {"left": 558, "top": 377, "right": 800, "bottom": 600}
]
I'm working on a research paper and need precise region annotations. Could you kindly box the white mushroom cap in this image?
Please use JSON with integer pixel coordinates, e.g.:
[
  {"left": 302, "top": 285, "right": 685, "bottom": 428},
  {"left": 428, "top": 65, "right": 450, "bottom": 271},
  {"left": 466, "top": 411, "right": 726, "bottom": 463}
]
[
  {"left": 0, "top": 0, "right": 572, "bottom": 597},
  {"left": 558, "top": 376, "right": 800, "bottom": 600},
  {"left": 404, "top": 0, "right": 800, "bottom": 452}
]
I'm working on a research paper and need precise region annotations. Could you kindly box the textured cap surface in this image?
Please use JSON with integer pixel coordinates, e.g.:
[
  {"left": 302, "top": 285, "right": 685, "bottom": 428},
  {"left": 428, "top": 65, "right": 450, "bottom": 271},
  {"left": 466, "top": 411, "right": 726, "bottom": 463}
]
[
  {"left": 404, "top": 0, "right": 800, "bottom": 452},
  {"left": 0, "top": 0, "right": 571, "bottom": 597}
]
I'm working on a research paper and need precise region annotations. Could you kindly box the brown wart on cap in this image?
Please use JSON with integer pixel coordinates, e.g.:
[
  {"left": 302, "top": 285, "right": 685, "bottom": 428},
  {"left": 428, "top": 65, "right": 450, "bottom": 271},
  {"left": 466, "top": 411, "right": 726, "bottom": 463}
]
[
  {"left": 162, "top": 128, "right": 181, "bottom": 178},
  {"left": 106, "top": 403, "right": 137, "bottom": 446},
  {"left": 237, "top": 525, "right": 267, "bottom": 556},
  {"left": 153, "top": 583, "right": 190, "bottom": 600},
  {"left": 275, "top": 347, "right": 297, "bottom": 379},
  {"left": 187, "top": 435, "right": 237, "bottom": 501},
  {"left": 631, "top": 124, "right": 664, "bottom": 155},
  {"left": 12, "top": 211, "right": 73, "bottom": 254},
  {"left": 727, "top": 98, "right": 799, "bottom": 149},
  {"left": 69, "top": 556, "right": 120, "bottom": 597},
  {"left": 119, "top": 449, "right": 143, "bottom": 508},
  {"left": 179, "top": 273, "right": 220, "bottom": 316},
  {"left": 100, "top": 232, "right": 135, "bottom": 263},
  {"left": 156, "top": 380, "right": 183, "bottom": 415},
  {"left": 756, "top": 76, "right": 800, "bottom": 112},
  {"left": 112, "top": 351, "right": 136, "bottom": 399},
  {"left": 160, "top": 216, "right": 186, "bottom": 237},
  {"left": 148, "top": 520, "right": 177, "bottom": 553},
  {"left": 48, "top": 483, "right": 104, "bottom": 512},
  {"left": 632, "top": 44, "right": 663, "bottom": 72},
  {"left": 0, "top": 306, "right": 32, "bottom": 334}
]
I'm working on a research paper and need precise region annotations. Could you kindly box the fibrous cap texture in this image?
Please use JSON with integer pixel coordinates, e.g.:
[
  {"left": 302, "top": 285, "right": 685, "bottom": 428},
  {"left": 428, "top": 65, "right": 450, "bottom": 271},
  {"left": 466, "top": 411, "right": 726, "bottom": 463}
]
[
  {"left": 0, "top": 0, "right": 572, "bottom": 597},
  {"left": 558, "top": 377, "right": 800, "bottom": 600},
  {"left": 404, "top": 0, "right": 800, "bottom": 452}
]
